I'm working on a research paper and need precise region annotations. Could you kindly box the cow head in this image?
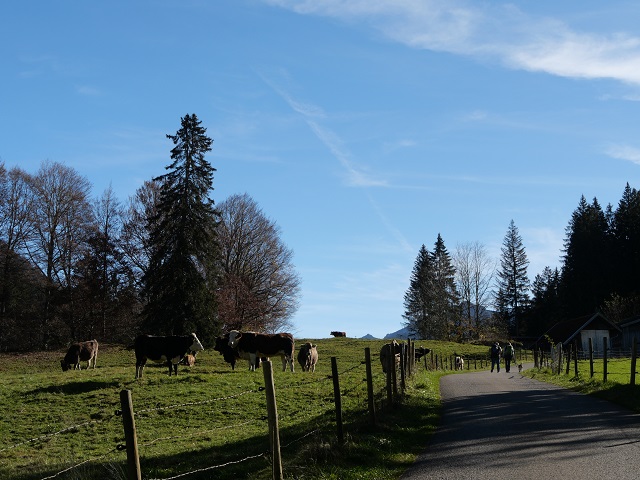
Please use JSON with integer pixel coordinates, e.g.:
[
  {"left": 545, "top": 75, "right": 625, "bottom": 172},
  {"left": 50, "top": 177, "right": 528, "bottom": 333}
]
[
  {"left": 227, "top": 330, "right": 242, "bottom": 348},
  {"left": 190, "top": 333, "right": 205, "bottom": 353},
  {"left": 60, "top": 360, "right": 70, "bottom": 372}
]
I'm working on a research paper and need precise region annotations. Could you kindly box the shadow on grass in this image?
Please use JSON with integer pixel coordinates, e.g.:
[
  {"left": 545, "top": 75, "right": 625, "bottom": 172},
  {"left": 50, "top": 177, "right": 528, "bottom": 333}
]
[
  {"left": 26, "top": 379, "right": 121, "bottom": 396},
  {"left": 10, "top": 390, "right": 440, "bottom": 480}
]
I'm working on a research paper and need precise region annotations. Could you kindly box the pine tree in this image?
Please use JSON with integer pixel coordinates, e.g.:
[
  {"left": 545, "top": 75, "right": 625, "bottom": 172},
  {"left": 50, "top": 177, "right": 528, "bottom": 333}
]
[
  {"left": 560, "top": 196, "right": 612, "bottom": 317},
  {"left": 495, "top": 220, "right": 530, "bottom": 337},
  {"left": 431, "top": 234, "right": 461, "bottom": 340},
  {"left": 612, "top": 183, "right": 640, "bottom": 297},
  {"left": 403, "top": 245, "right": 434, "bottom": 339},
  {"left": 141, "top": 114, "right": 220, "bottom": 343}
]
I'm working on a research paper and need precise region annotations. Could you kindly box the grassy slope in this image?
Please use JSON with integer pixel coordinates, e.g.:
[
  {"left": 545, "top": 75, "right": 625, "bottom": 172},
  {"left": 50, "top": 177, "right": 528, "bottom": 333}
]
[{"left": 0, "top": 338, "right": 491, "bottom": 480}]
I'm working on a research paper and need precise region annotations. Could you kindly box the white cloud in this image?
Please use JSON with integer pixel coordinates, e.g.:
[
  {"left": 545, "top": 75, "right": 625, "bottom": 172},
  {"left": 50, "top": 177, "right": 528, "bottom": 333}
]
[
  {"left": 266, "top": 0, "right": 640, "bottom": 86},
  {"left": 604, "top": 144, "right": 640, "bottom": 165}
]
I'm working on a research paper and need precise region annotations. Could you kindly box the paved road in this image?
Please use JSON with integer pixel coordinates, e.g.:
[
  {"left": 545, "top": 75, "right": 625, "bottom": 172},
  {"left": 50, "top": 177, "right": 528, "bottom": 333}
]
[{"left": 401, "top": 366, "right": 640, "bottom": 480}]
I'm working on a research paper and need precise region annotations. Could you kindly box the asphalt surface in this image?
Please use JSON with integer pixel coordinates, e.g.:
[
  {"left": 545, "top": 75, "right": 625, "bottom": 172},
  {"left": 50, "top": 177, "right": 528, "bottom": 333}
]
[{"left": 401, "top": 365, "right": 640, "bottom": 480}]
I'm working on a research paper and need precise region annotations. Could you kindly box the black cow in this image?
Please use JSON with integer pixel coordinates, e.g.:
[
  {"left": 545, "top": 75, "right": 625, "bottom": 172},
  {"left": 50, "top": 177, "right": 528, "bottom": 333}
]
[
  {"left": 134, "top": 333, "right": 204, "bottom": 378},
  {"left": 214, "top": 334, "right": 263, "bottom": 370},
  {"left": 330, "top": 331, "right": 346, "bottom": 337},
  {"left": 61, "top": 340, "right": 99, "bottom": 371},
  {"left": 227, "top": 330, "right": 295, "bottom": 372},
  {"left": 415, "top": 346, "right": 431, "bottom": 361}
]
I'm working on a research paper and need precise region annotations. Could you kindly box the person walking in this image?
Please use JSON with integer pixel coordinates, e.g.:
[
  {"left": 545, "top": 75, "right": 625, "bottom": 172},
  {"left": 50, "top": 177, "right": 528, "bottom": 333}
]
[
  {"left": 503, "top": 342, "right": 515, "bottom": 373},
  {"left": 490, "top": 342, "right": 502, "bottom": 372}
]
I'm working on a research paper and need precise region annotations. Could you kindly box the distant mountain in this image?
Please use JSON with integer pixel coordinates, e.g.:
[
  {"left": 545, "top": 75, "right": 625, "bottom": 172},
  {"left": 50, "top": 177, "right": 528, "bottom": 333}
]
[
  {"left": 384, "top": 326, "right": 411, "bottom": 340},
  {"left": 359, "top": 334, "right": 377, "bottom": 340}
]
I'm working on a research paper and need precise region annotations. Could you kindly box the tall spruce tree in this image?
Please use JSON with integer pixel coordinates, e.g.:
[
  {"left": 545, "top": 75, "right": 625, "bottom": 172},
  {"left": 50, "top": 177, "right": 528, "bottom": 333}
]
[
  {"left": 560, "top": 196, "right": 612, "bottom": 317},
  {"left": 612, "top": 183, "right": 640, "bottom": 297},
  {"left": 495, "top": 220, "right": 530, "bottom": 336},
  {"left": 432, "top": 234, "right": 461, "bottom": 340},
  {"left": 403, "top": 244, "right": 434, "bottom": 339},
  {"left": 141, "top": 114, "right": 220, "bottom": 343}
]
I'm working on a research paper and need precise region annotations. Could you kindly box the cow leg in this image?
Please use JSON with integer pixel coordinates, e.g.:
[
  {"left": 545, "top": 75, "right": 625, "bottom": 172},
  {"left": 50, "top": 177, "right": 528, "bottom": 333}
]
[
  {"left": 135, "top": 359, "right": 146, "bottom": 379},
  {"left": 249, "top": 353, "right": 257, "bottom": 371}
]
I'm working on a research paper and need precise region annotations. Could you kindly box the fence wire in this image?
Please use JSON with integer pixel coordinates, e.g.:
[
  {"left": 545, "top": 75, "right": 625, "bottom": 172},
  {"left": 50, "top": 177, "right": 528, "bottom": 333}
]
[
  {"left": 39, "top": 445, "right": 121, "bottom": 480},
  {"left": 147, "top": 451, "right": 267, "bottom": 480}
]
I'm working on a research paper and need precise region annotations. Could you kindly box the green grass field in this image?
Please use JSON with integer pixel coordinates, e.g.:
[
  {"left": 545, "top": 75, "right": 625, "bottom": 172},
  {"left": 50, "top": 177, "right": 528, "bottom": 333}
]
[
  {"left": 0, "top": 338, "right": 491, "bottom": 480},
  {"left": 524, "top": 357, "right": 640, "bottom": 413}
]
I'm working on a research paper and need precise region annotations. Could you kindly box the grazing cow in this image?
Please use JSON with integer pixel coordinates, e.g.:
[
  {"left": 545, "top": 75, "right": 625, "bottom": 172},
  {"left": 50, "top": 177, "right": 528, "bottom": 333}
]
[
  {"left": 134, "top": 333, "right": 204, "bottom": 379},
  {"left": 227, "top": 330, "right": 295, "bottom": 372},
  {"left": 415, "top": 346, "right": 431, "bottom": 361},
  {"left": 61, "top": 340, "right": 99, "bottom": 371},
  {"left": 455, "top": 356, "right": 464, "bottom": 371},
  {"left": 380, "top": 340, "right": 402, "bottom": 374},
  {"left": 213, "top": 334, "right": 260, "bottom": 370},
  {"left": 297, "top": 342, "right": 318, "bottom": 372},
  {"left": 330, "top": 331, "right": 346, "bottom": 337},
  {"left": 182, "top": 354, "right": 196, "bottom": 367}
]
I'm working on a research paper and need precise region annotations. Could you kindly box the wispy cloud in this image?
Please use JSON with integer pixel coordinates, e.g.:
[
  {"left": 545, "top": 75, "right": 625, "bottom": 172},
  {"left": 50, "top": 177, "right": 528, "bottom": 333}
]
[
  {"left": 260, "top": 72, "right": 388, "bottom": 187},
  {"left": 604, "top": 144, "right": 640, "bottom": 165},
  {"left": 266, "top": 0, "right": 640, "bottom": 86}
]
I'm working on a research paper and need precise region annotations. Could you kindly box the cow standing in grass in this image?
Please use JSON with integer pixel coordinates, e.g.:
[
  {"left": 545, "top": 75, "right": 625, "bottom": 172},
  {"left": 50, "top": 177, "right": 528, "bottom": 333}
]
[
  {"left": 61, "top": 340, "right": 99, "bottom": 371},
  {"left": 297, "top": 342, "right": 318, "bottom": 372},
  {"left": 213, "top": 333, "right": 261, "bottom": 370},
  {"left": 134, "top": 333, "right": 204, "bottom": 378},
  {"left": 380, "top": 340, "right": 402, "bottom": 374},
  {"left": 227, "top": 330, "right": 295, "bottom": 372}
]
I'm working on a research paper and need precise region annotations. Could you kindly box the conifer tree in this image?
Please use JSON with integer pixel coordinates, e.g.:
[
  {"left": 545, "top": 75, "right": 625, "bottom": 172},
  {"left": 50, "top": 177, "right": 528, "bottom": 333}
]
[
  {"left": 612, "top": 183, "right": 640, "bottom": 297},
  {"left": 495, "top": 220, "right": 530, "bottom": 336},
  {"left": 141, "top": 114, "right": 220, "bottom": 342},
  {"left": 403, "top": 244, "right": 434, "bottom": 339},
  {"left": 560, "top": 196, "right": 611, "bottom": 317},
  {"left": 431, "top": 234, "right": 461, "bottom": 340}
]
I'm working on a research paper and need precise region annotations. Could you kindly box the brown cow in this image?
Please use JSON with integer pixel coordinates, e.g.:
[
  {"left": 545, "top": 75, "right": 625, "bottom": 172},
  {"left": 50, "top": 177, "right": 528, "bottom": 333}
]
[
  {"left": 379, "top": 340, "right": 402, "bottom": 373},
  {"left": 297, "top": 342, "right": 318, "bottom": 372},
  {"left": 227, "top": 330, "right": 295, "bottom": 372},
  {"left": 61, "top": 340, "right": 99, "bottom": 371}
]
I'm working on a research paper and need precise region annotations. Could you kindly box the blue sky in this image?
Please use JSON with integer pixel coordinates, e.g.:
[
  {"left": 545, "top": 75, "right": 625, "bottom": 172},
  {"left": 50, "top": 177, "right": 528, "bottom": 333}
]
[{"left": 2, "top": 1, "right": 640, "bottom": 339}]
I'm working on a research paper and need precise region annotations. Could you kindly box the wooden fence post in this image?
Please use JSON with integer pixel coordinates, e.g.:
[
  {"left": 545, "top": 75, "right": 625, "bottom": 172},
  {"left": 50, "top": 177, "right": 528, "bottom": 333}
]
[
  {"left": 262, "top": 360, "right": 283, "bottom": 480},
  {"left": 331, "top": 357, "right": 344, "bottom": 444},
  {"left": 364, "top": 348, "right": 376, "bottom": 426},
  {"left": 565, "top": 343, "right": 572, "bottom": 375},
  {"left": 399, "top": 344, "right": 406, "bottom": 394},
  {"left": 631, "top": 337, "right": 637, "bottom": 386},
  {"left": 603, "top": 337, "right": 608, "bottom": 383},
  {"left": 119, "top": 390, "right": 142, "bottom": 480},
  {"left": 574, "top": 339, "right": 579, "bottom": 378},
  {"left": 589, "top": 337, "right": 594, "bottom": 378}
]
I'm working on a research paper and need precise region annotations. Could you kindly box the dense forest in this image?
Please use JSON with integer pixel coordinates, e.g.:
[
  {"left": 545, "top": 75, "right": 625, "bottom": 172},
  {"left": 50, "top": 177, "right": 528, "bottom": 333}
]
[
  {"left": 403, "top": 183, "right": 640, "bottom": 343},
  {"left": 0, "top": 114, "right": 300, "bottom": 352}
]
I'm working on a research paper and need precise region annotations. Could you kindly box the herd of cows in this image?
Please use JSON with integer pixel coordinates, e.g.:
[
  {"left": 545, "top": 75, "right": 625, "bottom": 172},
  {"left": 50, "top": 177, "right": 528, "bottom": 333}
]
[{"left": 60, "top": 332, "right": 431, "bottom": 378}]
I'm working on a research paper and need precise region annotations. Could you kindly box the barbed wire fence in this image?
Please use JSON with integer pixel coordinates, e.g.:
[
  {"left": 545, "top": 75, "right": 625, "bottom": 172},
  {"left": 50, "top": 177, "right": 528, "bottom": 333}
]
[{"left": 3, "top": 342, "right": 426, "bottom": 480}]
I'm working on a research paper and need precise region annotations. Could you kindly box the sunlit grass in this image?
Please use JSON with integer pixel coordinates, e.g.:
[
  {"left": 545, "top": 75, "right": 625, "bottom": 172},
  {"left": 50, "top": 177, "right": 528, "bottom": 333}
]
[{"left": 0, "top": 339, "right": 490, "bottom": 479}]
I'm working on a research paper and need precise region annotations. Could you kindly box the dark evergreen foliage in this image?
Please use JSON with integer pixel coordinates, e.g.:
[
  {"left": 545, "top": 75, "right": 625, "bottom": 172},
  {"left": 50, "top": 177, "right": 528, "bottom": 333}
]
[
  {"left": 141, "top": 114, "right": 220, "bottom": 344},
  {"left": 559, "top": 196, "right": 612, "bottom": 317},
  {"left": 495, "top": 220, "right": 530, "bottom": 336},
  {"left": 403, "top": 244, "right": 434, "bottom": 339}
]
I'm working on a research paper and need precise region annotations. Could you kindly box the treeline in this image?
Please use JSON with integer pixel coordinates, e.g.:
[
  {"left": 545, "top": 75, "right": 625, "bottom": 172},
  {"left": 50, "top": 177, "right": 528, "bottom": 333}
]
[
  {"left": 0, "top": 114, "right": 300, "bottom": 352},
  {"left": 404, "top": 183, "right": 640, "bottom": 342}
]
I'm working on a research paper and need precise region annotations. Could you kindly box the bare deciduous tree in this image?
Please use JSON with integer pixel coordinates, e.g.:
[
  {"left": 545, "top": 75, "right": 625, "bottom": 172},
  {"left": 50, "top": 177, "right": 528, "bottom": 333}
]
[
  {"left": 217, "top": 193, "right": 300, "bottom": 333},
  {"left": 454, "top": 241, "right": 495, "bottom": 339},
  {"left": 23, "top": 161, "right": 93, "bottom": 348}
]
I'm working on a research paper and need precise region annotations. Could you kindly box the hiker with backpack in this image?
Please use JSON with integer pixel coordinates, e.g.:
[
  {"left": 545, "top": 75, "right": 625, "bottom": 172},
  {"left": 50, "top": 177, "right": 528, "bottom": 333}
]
[
  {"left": 503, "top": 342, "right": 515, "bottom": 373},
  {"left": 490, "top": 342, "right": 502, "bottom": 372}
]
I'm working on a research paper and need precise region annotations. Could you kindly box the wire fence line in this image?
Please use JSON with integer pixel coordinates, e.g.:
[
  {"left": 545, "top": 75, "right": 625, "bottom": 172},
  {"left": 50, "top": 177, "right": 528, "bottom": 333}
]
[{"left": 6, "top": 344, "right": 415, "bottom": 480}]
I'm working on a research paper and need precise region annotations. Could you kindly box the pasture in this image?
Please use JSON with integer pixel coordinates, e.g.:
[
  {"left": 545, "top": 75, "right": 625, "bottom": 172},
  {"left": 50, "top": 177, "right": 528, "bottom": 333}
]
[
  {"left": 0, "top": 338, "right": 491, "bottom": 480},
  {"left": 525, "top": 358, "right": 640, "bottom": 413}
]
